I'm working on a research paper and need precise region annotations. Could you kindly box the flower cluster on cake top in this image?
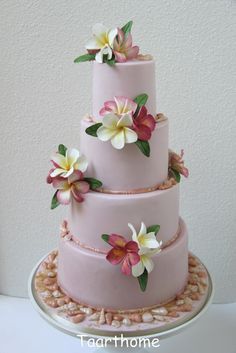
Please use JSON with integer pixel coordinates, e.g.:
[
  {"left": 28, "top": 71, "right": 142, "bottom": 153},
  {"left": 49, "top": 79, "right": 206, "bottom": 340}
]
[
  {"left": 74, "top": 21, "right": 140, "bottom": 65},
  {"left": 101, "top": 222, "right": 162, "bottom": 292},
  {"left": 85, "top": 94, "right": 156, "bottom": 157},
  {"left": 47, "top": 144, "right": 102, "bottom": 209}
]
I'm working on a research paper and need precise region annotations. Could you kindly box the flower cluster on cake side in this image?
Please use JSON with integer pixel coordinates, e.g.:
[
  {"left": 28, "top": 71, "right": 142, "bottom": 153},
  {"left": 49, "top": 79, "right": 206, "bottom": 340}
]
[
  {"left": 101, "top": 223, "right": 162, "bottom": 292},
  {"left": 74, "top": 21, "right": 140, "bottom": 65},
  {"left": 46, "top": 144, "right": 102, "bottom": 209},
  {"left": 85, "top": 94, "right": 156, "bottom": 156}
]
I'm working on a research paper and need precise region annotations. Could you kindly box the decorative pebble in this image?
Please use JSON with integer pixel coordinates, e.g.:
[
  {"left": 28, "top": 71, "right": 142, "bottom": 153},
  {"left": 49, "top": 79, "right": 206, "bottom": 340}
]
[
  {"left": 105, "top": 313, "right": 113, "bottom": 325},
  {"left": 80, "top": 307, "right": 93, "bottom": 315},
  {"left": 153, "top": 315, "right": 165, "bottom": 321},
  {"left": 71, "top": 314, "right": 85, "bottom": 323},
  {"left": 190, "top": 293, "right": 201, "bottom": 300},
  {"left": 113, "top": 314, "right": 123, "bottom": 321},
  {"left": 187, "top": 284, "right": 198, "bottom": 293},
  {"left": 184, "top": 297, "right": 193, "bottom": 305},
  {"left": 176, "top": 299, "right": 185, "bottom": 306},
  {"left": 45, "top": 298, "right": 58, "bottom": 308},
  {"left": 63, "top": 296, "right": 71, "bottom": 304},
  {"left": 177, "top": 304, "right": 192, "bottom": 312},
  {"left": 67, "top": 310, "right": 82, "bottom": 317},
  {"left": 99, "top": 308, "right": 106, "bottom": 325},
  {"left": 68, "top": 302, "right": 78, "bottom": 311},
  {"left": 189, "top": 257, "right": 197, "bottom": 267},
  {"left": 151, "top": 307, "right": 168, "bottom": 316},
  {"left": 129, "top": 313, "right": 142, "bottom": 323},
  {"left": 167, "top": 311, "right": 180, "bottom": 318},
  {"left": 47, "top": 271, "right": 56, "bottom": 278},
  {"left": 57, "top": 298, "right": 66, "bottom": 306},
  {"left": 197, "top": 283, "right": 206, "bottom": 294},
  {"left": 198, "top": 271, "right": 207, "bottom": 278},
  {"left": 40, "top": 290, "right": 52, "bottom": 299},
  {"left": 111, "top": 320, "right": 121, "bottom": 328},
  {"left": 52, "top": 290, "right": 63, "bottom": 298},
  {"left": 43, "top": 277, "right": 56, "bottom": 285},
  {"left": 88, "top": 312, "right": 100, "bottom": 321},
  {"left": 142, "top": 312, "right": 153, "bottom": 323},
  {"left": 45, "top": 283, "right": 58, "bottom": 291},
  {"left": 200, "top": 277, "right": 208, "bottom": 286},
  {"left": 122, "top": 317, "right": 131, "bottom": 326}
]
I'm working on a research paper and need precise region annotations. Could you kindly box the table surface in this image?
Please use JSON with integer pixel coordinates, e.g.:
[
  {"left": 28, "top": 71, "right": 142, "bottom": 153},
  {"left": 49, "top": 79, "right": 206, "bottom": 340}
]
[{"left": 0, "top": 295, "right": 236, "bottom": 353}]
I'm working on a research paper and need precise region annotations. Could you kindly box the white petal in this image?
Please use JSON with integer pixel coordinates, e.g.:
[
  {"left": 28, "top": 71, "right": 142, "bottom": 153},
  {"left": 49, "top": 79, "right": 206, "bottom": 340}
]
[
  {"left": 85, "top": 38, "right": 101, "bottom": 50},
  {"left": 111, "top": 130, "right": 125, "bottom": 149},
  {"left": 95, "top": 50, "right": 104, "bottom": 63},
  {"left": 97, "top": 126, "right": 116, "bottom": 141},
  {"left": 141, "top": 234, "right": 161, "bottom": 249},
  {"left": 128, "top": 223, "right": 138, "bottom": 243},
  {"left": 51, "top": 153, "right": 67, "bottom": 169},
  {"left": 57, "top": 189, "right": 71, "bottom": 205},
  {"left": 92, "top": 23, "right": 108, "bottom": 37},
  {"left": 102, "top": 113, "right": 119, "bottom": 128},
  {"left": 117, "top": 114, "right": 133, "bottom": 128},
  {"left": 124, "top": 128, "right": 138, "bottom": 144},
  {"left": 50, "top": 168, "right": 66, "bottom": 178},
  {"left": 132, "top": 261, "right": 145, "bottom": 277},
  {"left": 142, "top": 256, "right": 154, "bottom": 274},
  {"left": 66, "top": 148, "right": 80, "bottom": 167},
  {"left": 108, "top": 28, "right": 118, "bottom": 47},
  {"left": 138, "top": 222, "right": 147, "bottom": 237},
  {"left": 76, "top": 155, "right": 88, "bottom": 172},
  {"left": 62, "top": 168, "right": 74, "bottom": 178}
]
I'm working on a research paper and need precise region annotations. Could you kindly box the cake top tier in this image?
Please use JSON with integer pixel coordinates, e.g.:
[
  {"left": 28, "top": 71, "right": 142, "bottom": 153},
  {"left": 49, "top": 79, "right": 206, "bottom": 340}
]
[{"left": 74, "top": 20, "right": 152, "bottom": 65}]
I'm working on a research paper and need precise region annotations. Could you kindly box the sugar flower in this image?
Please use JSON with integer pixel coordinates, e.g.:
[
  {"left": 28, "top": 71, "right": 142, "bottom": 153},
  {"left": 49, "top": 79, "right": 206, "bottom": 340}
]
[
  {"left": 169, "top": 149, "right": 189, "bottom": 178},
  {"left": 133, "top": 106, "right": 156, "bottom": 141},
  {"left": 99, "top": 96, "right": 137, "bottom": 117},
  {"left": 105, "top": 234, "right": 140, "bottom": 276},
  {"left": 113, "top": 28, "right": 139, "bottom": 63},
  {"left": 97, "top": 113, "right": 138, "bottom": 149},
  {"left": 85, "top": 23, "right": 118, "bottom": 63},
  {"left": 50, "top": 148, "right": 88, "bottom": 179},
  {"left": 52, "top": 171, "right": 90, "bottom": 205},
  {"left": 128, "top": 222, "right": 162, "bottom": 277}
]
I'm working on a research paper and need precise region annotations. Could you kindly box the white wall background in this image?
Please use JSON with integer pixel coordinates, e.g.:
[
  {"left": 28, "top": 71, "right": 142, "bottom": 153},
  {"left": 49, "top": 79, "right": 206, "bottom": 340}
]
[{"left": 0, "top": 0, "right": 235, "bottom": 302}]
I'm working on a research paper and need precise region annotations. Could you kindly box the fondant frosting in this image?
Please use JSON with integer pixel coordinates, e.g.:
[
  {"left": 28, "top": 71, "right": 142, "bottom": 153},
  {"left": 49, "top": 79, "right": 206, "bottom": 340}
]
[
  {"left": 92, "top": 60, "right": 156, "bottom": 120},
  {"left": 57, "top": 218, "right": 188, "bottom": 310}
]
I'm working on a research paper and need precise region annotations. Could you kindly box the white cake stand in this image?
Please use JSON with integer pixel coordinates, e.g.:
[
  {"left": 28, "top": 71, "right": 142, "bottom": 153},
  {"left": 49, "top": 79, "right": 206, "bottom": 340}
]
[{"left": 28, "top": 250, "right": 214, "bottom": 351}]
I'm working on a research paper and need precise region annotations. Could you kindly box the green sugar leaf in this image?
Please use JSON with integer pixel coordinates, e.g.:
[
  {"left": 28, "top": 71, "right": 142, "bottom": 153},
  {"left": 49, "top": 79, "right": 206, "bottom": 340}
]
[
  {"left": 134, "top": 94, "right": 148, "bottom": 108},
  {"left": 74, "top": 53, "right": 96, "bottom": 63},
  {"left": 58, "top": 144, "right": 67, "bottom": 156},
  {"left": 169, "top": 168, "right": 181, "bottom": 183},
  {"left": 135, "top": 140, "right": 150, "bottom": 157},
  {"left": 147, "top": 225, "right": 160, "bottom": 235},
  {"left": 84, "top": 177, "right": 102, "bottom": 190},
  {"left": 121, "top": 21, "right": 133, "bottom": 36},
  {"left": 138, "top": 268, "right": 148, "bottom": 292},
  {"left": 85, "top": 123, "right": 102, "bottom": 137},
  {"left": 101, "top": 234, "right": 110, "bottom": 244},
  {"left": 51, "top": 191, "right": 60, "bottom": 210}
]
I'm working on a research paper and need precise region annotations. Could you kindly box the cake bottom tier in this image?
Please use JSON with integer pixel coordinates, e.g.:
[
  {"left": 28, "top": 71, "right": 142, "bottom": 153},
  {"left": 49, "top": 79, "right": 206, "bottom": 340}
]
[{"left": 57, "top": 218, "right": 188, "bottom": 311}]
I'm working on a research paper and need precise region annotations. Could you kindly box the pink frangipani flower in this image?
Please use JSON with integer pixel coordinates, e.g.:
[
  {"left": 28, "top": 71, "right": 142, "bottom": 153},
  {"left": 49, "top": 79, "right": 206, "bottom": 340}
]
[
  {"left": 133, "top": 106, "right": 156, "bottom": 141},
  {"left": 113, "top": 28, "right": 139, "bottom": 63},
  {"left": 169, "top": 149, "right": 189, "bottom": 178},
  {"left": 99, "top": 96, "right": 137, "bottom": 117},
  {"left": 106, "top": 234, "right": 140, "bottom": 276},
  {"left": 52, "top": 170, "right": 90, "bottom": 205}
]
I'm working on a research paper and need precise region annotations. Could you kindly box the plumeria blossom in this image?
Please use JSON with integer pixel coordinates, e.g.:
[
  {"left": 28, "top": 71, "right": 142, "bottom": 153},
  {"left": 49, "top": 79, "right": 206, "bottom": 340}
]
[
  {"left": 50, "top": 148, "right": 88, "bottom": 179},
  {"left": 99, "top": 96, "right": 137, "bottom": 117},
  {"left": 169, "top": 149, "right": 189, "bottom": 178},
  {"left": 52, "top": 171, "right": 90, "bottom": 205},
  {"left": 113, "top": 28, "right": 139, "bottom": 63},
  {"left": 128, "top": 222, "right": 162, "bottom": 277},
  {"left": 85, "top": 23, "right": 118, "bottom": 63},
  {"left": 105, "top": 234, "right": 140, "bottom": 275},
  {"left": 133, "top": 106, "right": 156, "bottom": 141},
  {"left": 97, "top": 113, "right": 138, "bottom": 149}
]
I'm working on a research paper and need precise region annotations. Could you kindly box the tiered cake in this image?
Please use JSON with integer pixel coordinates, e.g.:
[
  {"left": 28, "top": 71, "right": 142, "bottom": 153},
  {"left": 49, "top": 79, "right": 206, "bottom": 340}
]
[{"left": 45, "top": 22, "right": 195, "bottom": 327}]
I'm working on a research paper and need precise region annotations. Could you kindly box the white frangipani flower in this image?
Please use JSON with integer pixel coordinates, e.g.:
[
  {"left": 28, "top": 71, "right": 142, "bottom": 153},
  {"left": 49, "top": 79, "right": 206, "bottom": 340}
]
[
  {"left": 128, "top": 222, "right": 162, "bottom": 277},
  {"left": 50, "top": 148, "right": 88, "bottom": 178},
  {"left": 85, "top": 23, "right": 118, "bottom": 63},
  {"left": 97, "top": 113, "right": 138, "bottom": 149}
]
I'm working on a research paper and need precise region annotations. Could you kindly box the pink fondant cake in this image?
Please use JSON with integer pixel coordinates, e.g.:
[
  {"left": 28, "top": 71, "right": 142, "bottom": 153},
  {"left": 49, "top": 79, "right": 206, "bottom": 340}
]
[{"left": 44, "top": 21, "right": 193, "bottom": 330}]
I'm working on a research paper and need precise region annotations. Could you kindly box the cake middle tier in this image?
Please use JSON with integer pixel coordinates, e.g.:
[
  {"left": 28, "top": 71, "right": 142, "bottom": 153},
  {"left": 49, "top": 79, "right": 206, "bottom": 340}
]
[
  {"left": 67, "top": 183, "right": 179, "bottom": 251},
  {"left": 80, "top": 118, "right": 169, "bottom": 191}
]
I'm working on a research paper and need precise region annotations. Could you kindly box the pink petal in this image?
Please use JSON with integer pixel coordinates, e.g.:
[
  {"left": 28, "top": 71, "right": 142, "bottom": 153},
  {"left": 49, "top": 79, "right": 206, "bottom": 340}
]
[
  {"left": 126, "top": 46, "right": 139, "bottom": 60},
  {"left": 71, "top": 186, "right": 84, "bottom": 203},
  {"left": 181, "top": 167, "right": 189, "bottom": 178},
  {"left": 57, "top": 189, "right": 71, "bottom": 205},
  {"left": 108, "top": 234, "right": 127, "bottom": 248},
  {"left": 123, "top": 33, "right": 132, "bottom": 49},
  {"left": 125, "top": 241, "right": 139, "bottom": 253},
  {"left": 52, "top": 177, "right": 69, "bottom": 190},
  {"left": 73, "top": 181, "right": 90, "bottom": 194},
  {"left": 46, "top": 168, "right": 55, "bottom": 184},
  {"left": 141, "top": 114, "right": 156, "bottom": 132},
  {"left": 114, "top": 51, "right": 127, "bottom": 63},
  {"left": 121, "top": 256, "right": 132, "bottom": 275},
  {"left": 127, "top": 252, "right": 140, "bottom": 266},
  {"left": 134, "top": 124, "right": 152, "bottom": 141},
  {"left": 99, "top": 100, "right": 117, "bottom": 116},
  {"left": 106, "top": 248, "right": 126, "bottom": 265},
  {"left": 136, "top": 106, "right": 147, "bottom": 121},
  {"left": 68, "top": 170, "right": 83, "bottom": 184},
  {"left": 114, "top": 96, "right": 137, "bottom": 114}
]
